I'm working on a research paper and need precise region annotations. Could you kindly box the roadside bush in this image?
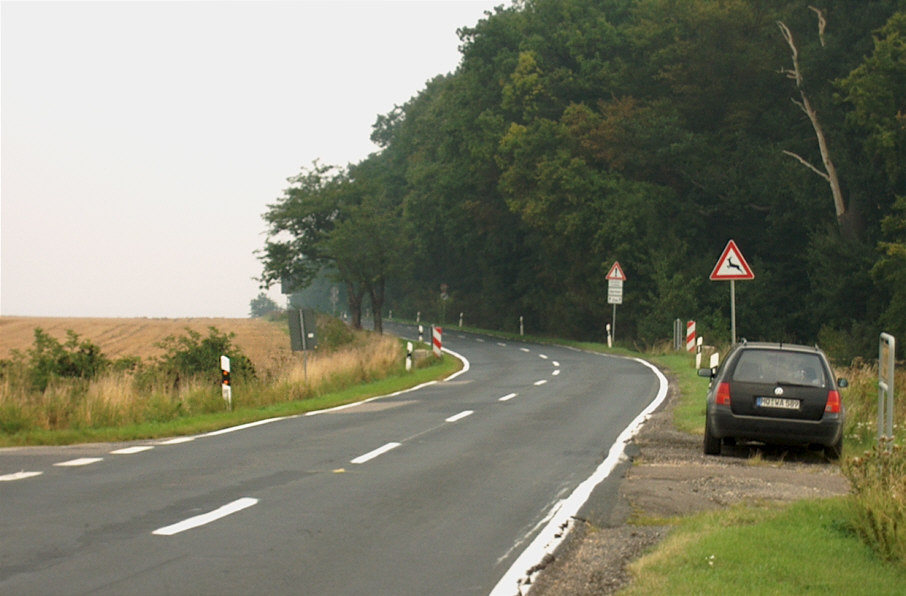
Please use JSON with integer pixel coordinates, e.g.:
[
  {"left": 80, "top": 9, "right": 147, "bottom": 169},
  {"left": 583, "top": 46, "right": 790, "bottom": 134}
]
[
  {"left": 147, "top": 327, "right": 255, "bottom": 390},
  {"left": 843, "top": 444, "right": 906, "bottom": 566},
  {"left": 23, "top": 328, "right": 109, "bottom": 392}
]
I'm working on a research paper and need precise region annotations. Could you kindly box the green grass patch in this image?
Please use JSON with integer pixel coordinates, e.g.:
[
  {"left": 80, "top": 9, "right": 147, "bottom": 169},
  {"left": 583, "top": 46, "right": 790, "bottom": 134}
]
[
  {"left": 0, "top": 353, "right": 460, "bottom": 447},
  {"left": 622, "top": 498, "right": 906, "bottom": 595}
]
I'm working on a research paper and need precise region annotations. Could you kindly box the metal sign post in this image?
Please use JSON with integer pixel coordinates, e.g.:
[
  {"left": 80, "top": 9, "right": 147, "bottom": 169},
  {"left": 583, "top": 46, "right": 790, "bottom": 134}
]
[
  {"left": 709, "top": 240, "right": 754, "bottom": 344},
  {"left": 606, "top": 262, "right": 626, "bottom": 344}
]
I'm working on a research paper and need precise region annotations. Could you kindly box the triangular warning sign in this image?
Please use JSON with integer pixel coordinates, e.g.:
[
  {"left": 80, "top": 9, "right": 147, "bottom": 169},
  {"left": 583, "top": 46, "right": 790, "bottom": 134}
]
[
  {"left": 606, "top": 261, "right": 627, "bottom": 281},
  {"left": 710, "top": 240, "right": 754, "bottom": 280}
]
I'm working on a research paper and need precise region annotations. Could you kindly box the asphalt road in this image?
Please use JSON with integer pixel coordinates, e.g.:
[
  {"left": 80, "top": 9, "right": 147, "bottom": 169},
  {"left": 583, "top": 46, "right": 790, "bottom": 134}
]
[{"left": 0, "top": 324, "right": 666, "bottom": 595}]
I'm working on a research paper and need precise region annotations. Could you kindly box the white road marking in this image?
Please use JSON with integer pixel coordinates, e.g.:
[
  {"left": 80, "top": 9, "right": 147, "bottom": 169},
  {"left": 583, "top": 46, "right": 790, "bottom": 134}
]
[
  {"left": 54, "top": 458, "right": 103, "bottom": 467},
  {"left": 553, "top": 361, "right": 560, "bottom": 367},
  {"left": 0, "top": 471, "right": 43, "bottom": 481},
  {"left": 152, "top": 498, "right": 259, "bottom": 536},
  {"left": 158, "top": 437, "right": 195, "bottom": 445},
  {"left": 111, "top": 446, "right": 154, "bottom": 455},
  {"left": 497, "top": 342, "right": 507, "bottom": 347},
  {"left": 552, "top": 370, "right": 561, "bottom": 376},
  {"left": 445, "top": 410, "right": 474, "bottom": 423},
  {"left": 534, "top": 379, "right": 548, "bottom": 386},
  {"left": 490, "top": 357, "right": 670, "bottom": 595},
  {"left": 202, "top": 417, "right": 286, "bottom": 436},
  {"left": 498, "top": 393, "right": 518, "bottom": 402},
  {"left": 351, "top": 442, "right": 402, "bottom": 464},
  {"left": 538, "top": 354, "right": 548, "bottom": 360},
  {"left": 476, "top": 338, "right": 485, "bottom": 343},
  {"left": 520, "top": 348, "right": 531, "bottom": 353}
]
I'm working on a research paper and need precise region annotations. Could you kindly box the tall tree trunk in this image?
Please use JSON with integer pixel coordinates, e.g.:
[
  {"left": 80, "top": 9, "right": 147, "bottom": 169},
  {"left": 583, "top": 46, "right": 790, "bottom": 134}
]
[
  {"left": 369, "top": 277, "right": 385, "bottom": 335},
  {"left": 778, "top": 12, "right": 853, "bottom": 238},
  {"left": 346, "top": 280, "right": 365, "bottom": 329}
]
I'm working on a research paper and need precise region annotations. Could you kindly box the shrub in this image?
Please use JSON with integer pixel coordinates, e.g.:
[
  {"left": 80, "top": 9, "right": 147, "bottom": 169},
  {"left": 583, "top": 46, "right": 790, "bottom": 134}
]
[
  {"left": 149, "top": 327, "right": 255, "bottom": 390},
  {"left": 24, "top": 328, "right": 110, "bottom": 392},
  {"left": 843, "top": 444, "right": 906, "bottom": 566}
]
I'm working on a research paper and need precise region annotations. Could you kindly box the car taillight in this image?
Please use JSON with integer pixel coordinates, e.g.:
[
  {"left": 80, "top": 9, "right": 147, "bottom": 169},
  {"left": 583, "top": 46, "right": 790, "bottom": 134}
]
[
  {"left": 825, "top": 390, "right": 842, "bottom": 414},
  {"left": 716, "top": 382, "right": 731, "bottom": 406}
]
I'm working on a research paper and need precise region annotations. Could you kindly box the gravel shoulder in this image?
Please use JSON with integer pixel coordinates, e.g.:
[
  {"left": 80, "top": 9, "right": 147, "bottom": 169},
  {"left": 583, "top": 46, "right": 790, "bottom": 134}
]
[{"left": 529, "top": 367, "right": 851, "bottom": 595}]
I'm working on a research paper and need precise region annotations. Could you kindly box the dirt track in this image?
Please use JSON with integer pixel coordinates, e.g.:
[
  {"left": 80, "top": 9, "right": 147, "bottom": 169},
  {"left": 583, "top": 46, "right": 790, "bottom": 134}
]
[{"left": 529, "top": 367, "right": 850, "bottom": 595}]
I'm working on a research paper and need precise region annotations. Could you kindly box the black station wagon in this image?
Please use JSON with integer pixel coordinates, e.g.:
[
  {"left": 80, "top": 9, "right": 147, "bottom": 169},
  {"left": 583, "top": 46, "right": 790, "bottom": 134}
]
[{"left": 699, "top": 341, "right": 847, "bottom": 459}]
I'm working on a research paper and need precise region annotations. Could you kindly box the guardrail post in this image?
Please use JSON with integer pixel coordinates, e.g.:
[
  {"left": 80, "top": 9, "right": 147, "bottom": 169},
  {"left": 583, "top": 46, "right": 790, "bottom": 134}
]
[{"left": 879, "top": 333, "right": 896, "bottom": 451}]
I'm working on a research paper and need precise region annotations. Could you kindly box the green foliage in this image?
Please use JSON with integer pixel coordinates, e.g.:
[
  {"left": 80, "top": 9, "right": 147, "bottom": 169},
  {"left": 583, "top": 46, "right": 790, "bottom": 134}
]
[
  {"left": 259, "top": 0, "right": 906, "bottom": 358},
  {"left": 149, "top": 327, "right": 255, "bottom": 389},
  {"left": 249, "top": 292, "right": 281, "bottom": 318},
  {"left": 844, "top": 444, "right": 906, "bottom": 565},
  {"left": 22, "top": 328, "right": 110, "bottom": 392}
]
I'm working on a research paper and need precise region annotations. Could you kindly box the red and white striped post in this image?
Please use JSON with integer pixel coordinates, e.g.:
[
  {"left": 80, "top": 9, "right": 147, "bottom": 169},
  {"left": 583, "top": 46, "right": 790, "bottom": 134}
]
[
  {"left": 686, "top": 321, "right": 696, "bottom": 353},
  {"left": 432, "top": 326, "right": 443, "bottom": 357}
]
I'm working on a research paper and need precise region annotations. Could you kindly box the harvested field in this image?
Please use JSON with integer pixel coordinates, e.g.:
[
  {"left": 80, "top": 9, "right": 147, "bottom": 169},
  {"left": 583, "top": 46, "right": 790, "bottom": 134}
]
[{"left": 0, "top": 317, "right": 292, "bottom": 370}]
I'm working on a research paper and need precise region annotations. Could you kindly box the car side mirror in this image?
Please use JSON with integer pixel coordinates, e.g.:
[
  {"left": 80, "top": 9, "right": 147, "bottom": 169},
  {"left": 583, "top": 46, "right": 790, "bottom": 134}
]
[
  {"left": 837, "top": 378, "right": 848, "bottom": 388},
  {"left": 698, "top": 368, "right": 715, "bottom": 379}
]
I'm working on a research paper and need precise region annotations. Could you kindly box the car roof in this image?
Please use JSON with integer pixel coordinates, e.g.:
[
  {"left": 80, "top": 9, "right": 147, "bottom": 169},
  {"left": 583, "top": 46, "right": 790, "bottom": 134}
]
[{"left": 733, "top": 341, "right": 826, "bottom": 355}]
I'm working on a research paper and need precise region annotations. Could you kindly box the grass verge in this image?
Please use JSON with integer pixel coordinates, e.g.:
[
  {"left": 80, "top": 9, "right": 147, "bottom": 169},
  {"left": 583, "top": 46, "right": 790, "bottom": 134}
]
[
  {"left": 0, "top": 350, "right": 460, "bottom": 447},
  {"left": 622, "top": 497, "right": 906, "bottom": 595}
]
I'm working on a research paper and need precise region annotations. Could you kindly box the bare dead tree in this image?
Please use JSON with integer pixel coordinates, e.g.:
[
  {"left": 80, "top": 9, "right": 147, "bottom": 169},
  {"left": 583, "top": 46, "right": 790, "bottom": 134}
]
[{"left": 778, "top": 9, "right": 847, "bottom": 226}]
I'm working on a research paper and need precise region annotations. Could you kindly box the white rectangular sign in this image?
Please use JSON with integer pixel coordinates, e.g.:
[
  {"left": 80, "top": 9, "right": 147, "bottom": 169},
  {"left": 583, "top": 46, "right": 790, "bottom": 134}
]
[{"left": 607, "top": 279, "right": 623, "bottom": 304}]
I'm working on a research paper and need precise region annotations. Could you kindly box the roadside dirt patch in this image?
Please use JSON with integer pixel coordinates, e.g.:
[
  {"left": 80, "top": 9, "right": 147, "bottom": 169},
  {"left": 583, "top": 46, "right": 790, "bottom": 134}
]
[
  {"left": 0, "top": 316, "right": 291, "bottom": 371},
  {"left": 529, "top": 368, "right": 850, "bottom": 596}
]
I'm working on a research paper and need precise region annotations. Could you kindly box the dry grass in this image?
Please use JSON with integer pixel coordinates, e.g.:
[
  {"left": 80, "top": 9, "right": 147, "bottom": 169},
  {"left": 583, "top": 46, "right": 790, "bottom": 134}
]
[
  {"left": 0, "top": 316, "right": 292, "bottom": 373},
  {"left": 0, "top": 317, "right": 412, "bottom": 437}
]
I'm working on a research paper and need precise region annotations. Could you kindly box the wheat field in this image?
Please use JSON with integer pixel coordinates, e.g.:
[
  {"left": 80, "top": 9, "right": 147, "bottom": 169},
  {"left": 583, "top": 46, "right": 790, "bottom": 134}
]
[{"left": 0, "top": 316, "right": 292, "bottom": 369}]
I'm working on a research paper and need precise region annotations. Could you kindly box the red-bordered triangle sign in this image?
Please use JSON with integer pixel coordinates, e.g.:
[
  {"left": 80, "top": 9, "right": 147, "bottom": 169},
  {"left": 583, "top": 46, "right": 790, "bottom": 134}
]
[
  {"left": 710, "top": 240, "right": 754, "bottom": 280},
  {"left": 606, "top": 261, "right": 627, "bottom": 281}
]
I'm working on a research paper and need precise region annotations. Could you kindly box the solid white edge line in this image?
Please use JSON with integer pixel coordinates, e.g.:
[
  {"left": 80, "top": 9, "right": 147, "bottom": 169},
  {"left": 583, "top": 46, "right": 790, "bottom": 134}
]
[
  {"left": 445, "top": 410, "right": 474, "bottom": 423},
  {"left": 489, "top": 356, "right": 669, "bottom": 596},
  {"left": 202, "top": 417, "right": 287, "bottom": 437},
  {"left": 350, "top": 442, "right": 402, "bottom": 465},
  {"left": 152, "top": 497, "right": 259, "bottom": 536},
  {"left": 0, "top": 471, "right": 43, "bottom": 481},
  {"left": 306, "top": 345, "right": 470, "bottom": 416}
]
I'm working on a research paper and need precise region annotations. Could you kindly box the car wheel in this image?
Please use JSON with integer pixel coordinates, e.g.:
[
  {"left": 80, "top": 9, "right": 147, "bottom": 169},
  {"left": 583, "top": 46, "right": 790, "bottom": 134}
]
[
  {"left": 825, "top": 435, "right": 843, "bottom": 460},
  {"left": 704, "top": 416, "right": 721, "bottom": 456}
]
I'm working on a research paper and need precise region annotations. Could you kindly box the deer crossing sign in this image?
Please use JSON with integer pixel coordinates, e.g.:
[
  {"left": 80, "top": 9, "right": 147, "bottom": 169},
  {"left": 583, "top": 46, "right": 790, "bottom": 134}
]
[{"left": 710, "top": 240, "right": 754, "bottom": 280}]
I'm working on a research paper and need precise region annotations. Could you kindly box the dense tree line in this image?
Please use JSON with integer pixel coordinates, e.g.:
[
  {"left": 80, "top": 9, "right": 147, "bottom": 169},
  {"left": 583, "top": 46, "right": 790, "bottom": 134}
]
[{"left": 260, "top": 0, "right": 905, "bottom": 361}]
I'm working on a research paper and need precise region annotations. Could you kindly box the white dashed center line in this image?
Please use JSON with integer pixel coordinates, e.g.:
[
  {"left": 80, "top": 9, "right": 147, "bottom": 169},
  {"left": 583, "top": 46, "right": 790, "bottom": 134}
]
[
  {"left": 499, "top": 393, "right": 518, "bottom": 402},
  {"left": 534, "top": 379, "right": 548, "bottom": 386},
  {"left": 445, "top": 410, "right": 474, "bottom": 423},
  {"left": 152, "top": 497, "right": 259, "bottom": 536},
  {"left": 351, "top": 442, "right": 402, "bottom": 464}
]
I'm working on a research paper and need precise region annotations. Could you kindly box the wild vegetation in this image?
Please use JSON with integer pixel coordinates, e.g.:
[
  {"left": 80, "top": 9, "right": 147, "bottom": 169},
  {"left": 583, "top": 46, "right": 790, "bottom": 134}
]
[
  {"left": 259, "top": 0, "right": 904, "bottom": 362},
  {"left": 0, "top": 318, "right": 446, "bottom": 444}
]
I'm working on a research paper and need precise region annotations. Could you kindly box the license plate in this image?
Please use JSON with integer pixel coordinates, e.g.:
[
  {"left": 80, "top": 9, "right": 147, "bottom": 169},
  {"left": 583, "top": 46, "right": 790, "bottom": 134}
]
[{"left": 756, "top": 397, "right": 800, "bottom": 410}]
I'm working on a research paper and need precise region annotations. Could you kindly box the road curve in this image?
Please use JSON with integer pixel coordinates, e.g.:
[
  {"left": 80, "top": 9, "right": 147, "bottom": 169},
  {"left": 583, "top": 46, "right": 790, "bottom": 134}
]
[{"left": 0, "top": 324, "right": 666, "bottom": 595}]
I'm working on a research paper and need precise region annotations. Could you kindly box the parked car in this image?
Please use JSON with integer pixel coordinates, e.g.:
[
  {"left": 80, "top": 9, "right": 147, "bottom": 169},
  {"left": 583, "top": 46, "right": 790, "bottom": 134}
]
[{"left": 698, "top": 341, "right": 847, "bottom": 459}]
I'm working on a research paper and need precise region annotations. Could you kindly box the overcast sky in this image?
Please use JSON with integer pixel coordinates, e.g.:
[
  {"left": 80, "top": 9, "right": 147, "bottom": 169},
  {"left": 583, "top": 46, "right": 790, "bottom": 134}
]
[{"left": 1, "top": 0, "right": 505, "bottom": 318}]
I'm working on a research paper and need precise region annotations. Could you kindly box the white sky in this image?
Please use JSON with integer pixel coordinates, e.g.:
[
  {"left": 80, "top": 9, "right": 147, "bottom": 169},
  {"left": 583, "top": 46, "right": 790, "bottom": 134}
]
[{"left": 1, "top": 0, "right": 504, "bottom": 318}]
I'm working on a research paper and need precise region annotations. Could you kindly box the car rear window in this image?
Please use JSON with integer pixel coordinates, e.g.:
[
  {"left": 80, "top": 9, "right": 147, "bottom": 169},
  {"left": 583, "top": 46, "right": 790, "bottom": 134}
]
[{"left": 732, "top": 350, "right": 827, "bottom": 387}]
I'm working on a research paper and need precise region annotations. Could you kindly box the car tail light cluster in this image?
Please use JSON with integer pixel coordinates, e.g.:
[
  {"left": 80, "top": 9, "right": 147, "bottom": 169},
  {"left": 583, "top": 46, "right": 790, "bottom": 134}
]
[
  {"left": 825, "top": 390, "right": 842, "bottom": 414},
  {"left": 716, "top": 382, "right": 731, "bottom": 406}
]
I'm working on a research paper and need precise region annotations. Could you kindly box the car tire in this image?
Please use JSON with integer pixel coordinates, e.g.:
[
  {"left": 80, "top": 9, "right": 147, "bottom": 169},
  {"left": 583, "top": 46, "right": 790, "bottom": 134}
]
[
  {"left": 704, "top": 416, "right": 721, "bottom": 456},
  {"left": 825, "top": 435, "right": 843, "bottom": 460}
]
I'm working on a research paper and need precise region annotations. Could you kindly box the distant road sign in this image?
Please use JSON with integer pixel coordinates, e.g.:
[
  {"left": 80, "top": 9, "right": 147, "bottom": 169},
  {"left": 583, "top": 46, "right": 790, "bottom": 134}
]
[
  {"left": 607, "top": 280, "right": 623, "bottom": 304},
  {"left": 606, "top": 261, "right": 627, "bottom": 281},
  {"left": 710, "top": 240, "right": 754, "bottom": 280}
]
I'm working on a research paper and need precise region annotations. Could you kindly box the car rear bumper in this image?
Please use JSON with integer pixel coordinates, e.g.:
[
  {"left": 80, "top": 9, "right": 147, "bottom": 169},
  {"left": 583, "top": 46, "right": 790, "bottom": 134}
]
[{"left": 708, "top": 406, "right": 843, "bottom": 447}]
